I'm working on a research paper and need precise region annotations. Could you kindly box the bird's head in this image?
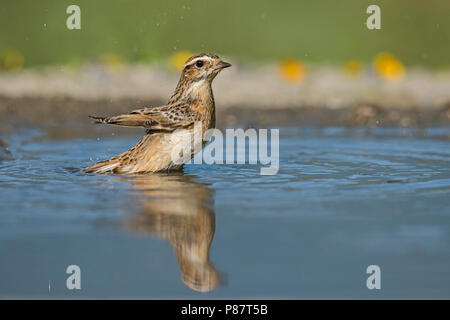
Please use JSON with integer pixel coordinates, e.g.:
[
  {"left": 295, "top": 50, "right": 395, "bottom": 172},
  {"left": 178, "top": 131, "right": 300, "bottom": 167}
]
[{"left": 181, "top": 53, "right": 231, "bottom": 83}]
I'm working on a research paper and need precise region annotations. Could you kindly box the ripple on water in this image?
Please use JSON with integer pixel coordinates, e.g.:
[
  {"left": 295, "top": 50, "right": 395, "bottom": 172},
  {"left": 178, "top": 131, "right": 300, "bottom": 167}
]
[{"left": 0, "top": 126, "right": 450, "bottom": 298}]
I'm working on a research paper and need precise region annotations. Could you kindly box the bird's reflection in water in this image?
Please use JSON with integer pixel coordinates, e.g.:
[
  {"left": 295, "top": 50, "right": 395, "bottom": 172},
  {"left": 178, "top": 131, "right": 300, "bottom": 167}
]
[{"left": 121, "top": 173, "right": 221, "bottom": 293}]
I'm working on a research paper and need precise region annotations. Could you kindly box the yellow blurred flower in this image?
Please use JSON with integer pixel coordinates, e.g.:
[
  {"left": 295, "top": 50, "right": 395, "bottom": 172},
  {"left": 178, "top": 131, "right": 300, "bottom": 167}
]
[
  {"left": 100, "top": 54, "right": 125, "bottom": 72},
  {"left": 3, "top": 50, "right": 24, "bottom": 71},
  {"left": 373, "top": 52, "right": 405, "bottom": 82},
  {"left": 344, "top": 60, "right": 364, "bottom": 77},
  {"left": 170, "top": 50, "right": 194, "bottom": 71},
  {"left": 279, "top": 58, "right": 307, "bottom": 83}
]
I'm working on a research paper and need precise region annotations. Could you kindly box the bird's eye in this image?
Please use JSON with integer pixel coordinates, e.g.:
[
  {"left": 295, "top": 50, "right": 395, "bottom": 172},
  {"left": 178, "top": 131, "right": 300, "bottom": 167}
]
[{"left": 195, "top": 60, "right": 204, "bottom": 68}]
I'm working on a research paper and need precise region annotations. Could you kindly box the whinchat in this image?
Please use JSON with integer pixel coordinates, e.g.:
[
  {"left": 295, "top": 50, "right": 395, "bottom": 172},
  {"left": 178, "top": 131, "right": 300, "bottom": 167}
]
[{"left": 81, "top": 53, "right": 231, "bottom": 174}]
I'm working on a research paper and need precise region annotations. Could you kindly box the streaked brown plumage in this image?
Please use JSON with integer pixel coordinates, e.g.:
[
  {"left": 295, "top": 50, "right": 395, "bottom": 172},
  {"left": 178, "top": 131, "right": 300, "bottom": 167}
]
[{"left": 81, "top": 53, "right": 231, "bottom": 174}]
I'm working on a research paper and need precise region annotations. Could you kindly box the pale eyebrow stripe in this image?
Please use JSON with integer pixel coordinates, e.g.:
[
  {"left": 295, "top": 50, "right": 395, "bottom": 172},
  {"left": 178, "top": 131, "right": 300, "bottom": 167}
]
[{"left": 186, "top": 56, "right": 214, "bottom": 66}]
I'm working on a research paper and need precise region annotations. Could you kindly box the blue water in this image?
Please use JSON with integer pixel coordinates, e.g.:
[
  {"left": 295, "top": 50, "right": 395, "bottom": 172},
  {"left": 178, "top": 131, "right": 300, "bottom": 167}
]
[{"left": 0, "top": 126, "right": 449, "bottom": 298}]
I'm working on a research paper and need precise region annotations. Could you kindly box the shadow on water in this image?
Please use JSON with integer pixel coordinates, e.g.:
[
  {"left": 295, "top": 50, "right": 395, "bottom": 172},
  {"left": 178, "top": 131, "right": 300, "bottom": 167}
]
[{"left": 120, "top": 173, "right": 223, "bottom": 293}]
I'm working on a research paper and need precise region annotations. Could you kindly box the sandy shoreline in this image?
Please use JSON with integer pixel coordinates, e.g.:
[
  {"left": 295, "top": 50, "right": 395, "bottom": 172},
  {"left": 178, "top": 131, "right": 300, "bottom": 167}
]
[
  {"left": 0, "top": 64, "right": 449, "bottom": 132},
  {"left": 1, "top": 94, "right": 449, "bottom": 131}
]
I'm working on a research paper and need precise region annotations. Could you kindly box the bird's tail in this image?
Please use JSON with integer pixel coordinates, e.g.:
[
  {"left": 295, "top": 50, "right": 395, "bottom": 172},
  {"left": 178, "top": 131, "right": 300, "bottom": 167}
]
[{"left": 80, "top": 157, "right": 122, "bottom": 174}]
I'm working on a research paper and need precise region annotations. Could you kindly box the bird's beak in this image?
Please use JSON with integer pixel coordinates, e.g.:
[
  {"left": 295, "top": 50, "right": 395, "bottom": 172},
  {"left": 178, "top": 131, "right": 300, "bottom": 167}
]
[{"left": 216, "top": 61, "right": 232, "bottom": 70}]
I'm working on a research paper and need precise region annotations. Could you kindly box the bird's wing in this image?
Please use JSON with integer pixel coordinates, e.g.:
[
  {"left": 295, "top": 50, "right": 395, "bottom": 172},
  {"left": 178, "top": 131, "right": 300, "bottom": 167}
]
[{"left": 89, "top": 104, "right": 199, "bottom": 131}]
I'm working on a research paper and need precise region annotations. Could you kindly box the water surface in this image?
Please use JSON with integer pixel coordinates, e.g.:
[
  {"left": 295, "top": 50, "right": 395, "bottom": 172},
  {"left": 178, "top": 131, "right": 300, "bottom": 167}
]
[{"left": 0, "top": 126, "right": 449, "bottom": 298}]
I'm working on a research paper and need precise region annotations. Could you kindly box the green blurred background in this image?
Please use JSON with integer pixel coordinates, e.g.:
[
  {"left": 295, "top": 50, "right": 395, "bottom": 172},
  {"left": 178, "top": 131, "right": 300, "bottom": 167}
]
[{"left": 0, "top": 0, "right": 449, "bottom": 68}]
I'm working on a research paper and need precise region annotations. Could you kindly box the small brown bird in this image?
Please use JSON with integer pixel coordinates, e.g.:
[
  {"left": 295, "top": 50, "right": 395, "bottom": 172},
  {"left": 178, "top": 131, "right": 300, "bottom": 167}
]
[{"left": 81, "top": 53, "right": 231, "bottom": 174}]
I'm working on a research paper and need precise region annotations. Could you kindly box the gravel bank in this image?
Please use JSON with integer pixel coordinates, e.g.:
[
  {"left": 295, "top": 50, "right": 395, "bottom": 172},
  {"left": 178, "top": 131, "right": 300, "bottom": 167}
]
[{"left": 0, "top": 64, "right": 449, "bottom": 129}]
